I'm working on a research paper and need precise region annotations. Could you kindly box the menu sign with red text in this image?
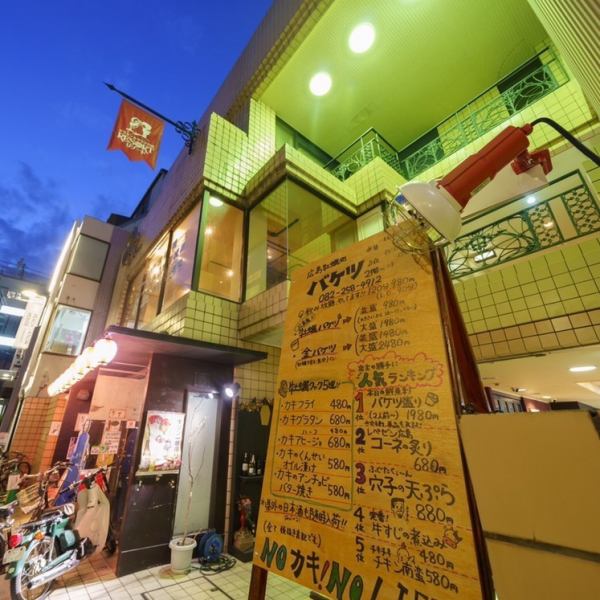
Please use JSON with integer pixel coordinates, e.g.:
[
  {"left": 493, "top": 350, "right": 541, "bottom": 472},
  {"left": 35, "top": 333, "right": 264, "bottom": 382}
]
[{"left": 253, "top": 230, "right": 483, "bottom": 600}]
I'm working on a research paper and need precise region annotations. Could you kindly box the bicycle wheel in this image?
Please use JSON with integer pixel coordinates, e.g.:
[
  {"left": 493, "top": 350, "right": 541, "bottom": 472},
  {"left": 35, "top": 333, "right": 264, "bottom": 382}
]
[{"left": 9, "top": 537, "right": 56, "bottom": 600}]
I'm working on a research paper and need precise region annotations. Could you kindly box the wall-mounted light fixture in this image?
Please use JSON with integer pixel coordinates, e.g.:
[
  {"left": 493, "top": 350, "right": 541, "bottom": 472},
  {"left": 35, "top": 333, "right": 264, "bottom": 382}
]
[{"left": 223, "top": 382, "right": 241, "bottom": 399}]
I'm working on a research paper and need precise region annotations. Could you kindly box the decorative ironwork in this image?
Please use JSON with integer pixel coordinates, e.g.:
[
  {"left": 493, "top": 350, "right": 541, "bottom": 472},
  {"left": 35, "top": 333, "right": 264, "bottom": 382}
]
[
  {"left": 527, "top": 203, "right": 562, "bottom": 246},
  {"left": 325, "top": 129, "right": 401, "bottom": 181},
  {"left": 326, "top": 52, "right": 568, "bottom": 184},
  {"left": 105, "top": 82, "right": 200, "bottom": 154},
  {"left": 446, "top": 214, "right": 542, "bottom": 279},
  {"left": 400, "top": 54, "right": 568, "bottom": 179},
  {"left": 562, "top": 186, "right": 600, "bottom": 235},
  {"left": 446, "top": 180, "right": 600, "bottom": 278}
]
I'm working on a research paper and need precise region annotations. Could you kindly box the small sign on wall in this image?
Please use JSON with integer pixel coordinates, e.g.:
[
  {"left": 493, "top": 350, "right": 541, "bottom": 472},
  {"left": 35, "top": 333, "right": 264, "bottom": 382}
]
[
  {"left": 49, "top": 421, "right": 61, "bottom": 436},
  {"left": 109, "top": 408, "right": 126, "bottom": 420},
  {"left": 74, "top": 413, "right": 89, "bottom": 432}
]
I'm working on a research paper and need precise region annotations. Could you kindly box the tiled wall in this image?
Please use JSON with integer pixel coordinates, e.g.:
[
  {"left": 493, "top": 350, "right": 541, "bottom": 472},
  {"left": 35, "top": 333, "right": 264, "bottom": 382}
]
[
  {"left": 35, "top": 395, "right": 67, "bottom": 471},
  {"left": 456, "top": 233, "right": 600, "bottom": 360},
  {"left": 204, "top": 100, "right": 276, "bottom": 200},
  {"left": 239, "top": 282, "right": 288, "bottom": 341},
  {"left": 11, "top": 396, "right": 52, "bottom": 469},
  {"left": 345, "top": 156, "right": 406, "bottom": 206},
  {"left": 465, "top": 237, "right": 600, "bottom": 327},
  {"left": 454, "top": 146, "right": 600, "bottom": 362}
]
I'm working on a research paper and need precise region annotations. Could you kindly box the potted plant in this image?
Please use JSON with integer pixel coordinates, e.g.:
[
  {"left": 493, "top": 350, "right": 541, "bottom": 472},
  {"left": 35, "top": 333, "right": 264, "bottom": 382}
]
[{"left": 169, "top": 402, "right": 207, "bottom": 573}]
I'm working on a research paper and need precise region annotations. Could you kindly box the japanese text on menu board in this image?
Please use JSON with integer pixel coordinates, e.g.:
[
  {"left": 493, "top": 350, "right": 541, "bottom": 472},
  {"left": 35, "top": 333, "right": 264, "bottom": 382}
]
[{"left": 253, "top": 231, "right": 482, "bottom": 600}]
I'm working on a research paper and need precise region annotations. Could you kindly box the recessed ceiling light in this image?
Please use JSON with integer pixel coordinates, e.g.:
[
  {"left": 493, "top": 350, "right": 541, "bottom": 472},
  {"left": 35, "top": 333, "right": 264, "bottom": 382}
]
[
  {"left": 349, "top": 23, "right": 375, "bottom": 54},
  {"left": 205, "top": 226, "right": 214, "bottom": 236},
  {"left": 569, "top": 365, "right": 597, "bottom": 373},
  {"left": 209, "top": 196, "right": 223, "bottom": 208},
  {"left": 543, "top": 221, "right": 554, "bottom": 228},
  {"left": 309, "top": 72, "right": 332, "bottom": 96},
  {"left": 526, "top": 195, "right": 536, "bottom": 205}
]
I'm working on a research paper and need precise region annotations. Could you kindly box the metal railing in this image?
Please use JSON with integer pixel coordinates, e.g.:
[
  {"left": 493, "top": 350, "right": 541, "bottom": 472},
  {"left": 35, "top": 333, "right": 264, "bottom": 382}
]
[
  {"left": 325, "top": 50, "right": 569, "bottom": 183},
  {"left": 399, "top": 52, "right": 568, "bottom": 179},
  {"left": 325, "top": 129, "right": 401, "bottom": 181},
  {"left": 446, "top": 172, "right": 600, "bottom": 279}
]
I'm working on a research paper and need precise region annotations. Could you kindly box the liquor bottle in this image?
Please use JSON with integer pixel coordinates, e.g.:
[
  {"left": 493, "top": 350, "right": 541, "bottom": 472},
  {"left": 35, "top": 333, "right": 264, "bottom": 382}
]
[
  {"left": 256, "top": 458, "right": 263, "bottom": 476},
  {"left": 248, "top": 453, "right": 256, "bottom": 476},
  {"left": 241, "top": 452, "right": 249, "bottom": 475}
]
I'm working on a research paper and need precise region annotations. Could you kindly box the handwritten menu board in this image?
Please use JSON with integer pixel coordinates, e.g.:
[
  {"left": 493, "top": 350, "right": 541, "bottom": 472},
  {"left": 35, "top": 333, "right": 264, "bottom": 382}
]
[{"left": 253, "top": 231, "right": 483, "bottom": 600}]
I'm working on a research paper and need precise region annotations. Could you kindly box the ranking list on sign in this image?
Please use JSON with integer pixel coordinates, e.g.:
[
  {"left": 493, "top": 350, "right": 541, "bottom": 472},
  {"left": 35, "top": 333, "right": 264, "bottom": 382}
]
[{"left": 254, "top": 230, "right": 483, "bottom": 600}]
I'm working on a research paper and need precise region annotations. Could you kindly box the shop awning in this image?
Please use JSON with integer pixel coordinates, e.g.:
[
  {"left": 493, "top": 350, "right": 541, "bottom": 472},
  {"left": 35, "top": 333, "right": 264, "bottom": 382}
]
[{"left": 105, "top": 325, "right": 268, "bottom": 367}]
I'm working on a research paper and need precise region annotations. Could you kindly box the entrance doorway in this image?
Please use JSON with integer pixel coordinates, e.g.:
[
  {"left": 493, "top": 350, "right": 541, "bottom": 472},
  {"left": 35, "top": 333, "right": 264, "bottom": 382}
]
[{"left": 173, "top": 391, "right": 219, "bottom": 536}]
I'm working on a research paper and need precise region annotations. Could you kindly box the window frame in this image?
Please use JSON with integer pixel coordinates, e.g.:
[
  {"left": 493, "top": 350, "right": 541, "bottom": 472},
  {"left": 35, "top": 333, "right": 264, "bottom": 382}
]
[
  {"left": 66, "top": 233, "right": 110, "bottom": 282},
  {"left": 244, "top": 176, "right": 356, "bottom": 301},
  {"left": 43, "top": 303, "right": 93, "bottom": 357},
  {"left": 121, "top": 201, "right": 202, "bottom": 328},
  {"left": 194, "top": 190, "right": 245, "bottom": 303}
]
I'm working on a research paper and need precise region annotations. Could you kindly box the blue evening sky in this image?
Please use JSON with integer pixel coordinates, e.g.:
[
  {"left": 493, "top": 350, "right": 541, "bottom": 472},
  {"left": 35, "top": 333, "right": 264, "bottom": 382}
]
[{"left": 0, "top": 1, "right": 272, "bottom": 276}]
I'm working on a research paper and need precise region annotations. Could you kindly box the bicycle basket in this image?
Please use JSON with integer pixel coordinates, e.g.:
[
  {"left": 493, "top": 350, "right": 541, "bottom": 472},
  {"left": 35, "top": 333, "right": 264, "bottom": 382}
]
[{"left": 16, "top": 483, "right": 40, "bottom": 514}]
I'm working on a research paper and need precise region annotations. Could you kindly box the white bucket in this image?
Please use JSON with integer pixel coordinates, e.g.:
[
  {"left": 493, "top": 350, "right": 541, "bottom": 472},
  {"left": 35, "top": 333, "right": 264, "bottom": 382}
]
[{"left": 169, "top": 537, "right": 197, "bottom": 574}]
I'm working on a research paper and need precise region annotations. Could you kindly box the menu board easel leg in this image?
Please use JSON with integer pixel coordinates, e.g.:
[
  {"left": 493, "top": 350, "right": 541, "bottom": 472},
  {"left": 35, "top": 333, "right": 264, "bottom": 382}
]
[
  {"left": 248, "top": 564, "right": 268, "bottom": 600},
  {"left": 432, "top": 249, "right": 495, "bottom": 599}
]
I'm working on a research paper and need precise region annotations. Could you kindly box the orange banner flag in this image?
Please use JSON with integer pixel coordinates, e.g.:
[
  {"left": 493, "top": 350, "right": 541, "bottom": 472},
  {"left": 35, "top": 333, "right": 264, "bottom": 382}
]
[{"left": 107, "top": 100, "right": 164, "bottom": 169}]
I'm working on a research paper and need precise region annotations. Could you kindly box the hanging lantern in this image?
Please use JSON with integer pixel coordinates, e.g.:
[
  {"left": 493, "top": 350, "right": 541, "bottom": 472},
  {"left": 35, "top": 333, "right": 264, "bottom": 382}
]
[{"left": 92, "top": 338, "right": 118, "bottom": 366}]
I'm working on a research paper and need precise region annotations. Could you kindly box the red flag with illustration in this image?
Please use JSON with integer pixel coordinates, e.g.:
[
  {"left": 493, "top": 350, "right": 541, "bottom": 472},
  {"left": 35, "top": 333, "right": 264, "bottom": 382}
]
[{"left": 107, "top": 100, "right": 164, "bottom": 169}]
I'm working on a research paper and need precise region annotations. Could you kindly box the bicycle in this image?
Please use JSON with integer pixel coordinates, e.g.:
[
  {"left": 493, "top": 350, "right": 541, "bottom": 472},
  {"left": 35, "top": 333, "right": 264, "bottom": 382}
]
[{"left": 0, "top": 453, "right": 31, "bottom": 493}]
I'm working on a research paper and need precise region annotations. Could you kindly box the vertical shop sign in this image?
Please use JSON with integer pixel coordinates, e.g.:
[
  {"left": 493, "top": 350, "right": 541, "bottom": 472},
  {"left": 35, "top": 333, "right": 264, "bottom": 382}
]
[
  {"left": 254, "top": 230, "right": 483, "bottom": 599},
  {"left": 14, "top": 295, "right": 46, "bottom": 349}
]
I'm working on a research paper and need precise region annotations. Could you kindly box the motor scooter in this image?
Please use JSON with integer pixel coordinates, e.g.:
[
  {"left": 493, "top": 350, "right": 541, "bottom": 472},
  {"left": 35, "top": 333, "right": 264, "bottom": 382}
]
[{"left": 4, "top": 467, "right": 110, "bottom": 600}]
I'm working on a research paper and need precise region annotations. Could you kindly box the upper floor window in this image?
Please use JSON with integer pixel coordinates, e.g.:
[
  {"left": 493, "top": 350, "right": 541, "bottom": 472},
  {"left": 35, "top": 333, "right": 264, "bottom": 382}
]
[
  {"left": 121, "top": 203, "right": 201, "bottom": 328},
  {"left": 123, "top": 270, "right": 143, "bottom": 329},
  {"left": 67, "top": 234, "right": 109, "bottom": 281},
  {"left": 163, "top": 203, "right": 201, "bottom": 309},
  {"left": 246, "top": 180, "right": 356, "bottom": 299},
  {"left": 44, "top": 305, "right": 91, "bottom": 356},
  {"left": 137, "top": 236, "right": 169, "bottom": 328},
  {"left": 197, "top": 195, "right": 244, "bottom": 302}
]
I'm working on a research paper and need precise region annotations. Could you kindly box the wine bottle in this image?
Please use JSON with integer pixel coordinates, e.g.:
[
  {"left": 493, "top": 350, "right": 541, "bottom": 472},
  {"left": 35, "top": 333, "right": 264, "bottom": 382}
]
[
  {"left": 256, "top": 458, "right": 263, "bottom": 476},
  {"left": 241, "top": 452, "right": 249, "bottom": 475},
  {"left": 248, "top": 453, "right": 256, "bottom": 476}
]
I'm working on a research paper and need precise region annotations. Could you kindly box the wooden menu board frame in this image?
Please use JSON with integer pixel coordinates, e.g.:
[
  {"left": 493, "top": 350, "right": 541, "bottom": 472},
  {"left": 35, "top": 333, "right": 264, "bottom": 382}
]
[{"left": 249, "top": 239, "right": 494, "bottom": 600}]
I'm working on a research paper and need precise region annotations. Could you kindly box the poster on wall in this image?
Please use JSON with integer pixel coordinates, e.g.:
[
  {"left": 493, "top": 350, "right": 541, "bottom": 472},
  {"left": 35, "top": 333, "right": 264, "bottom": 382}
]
[
  {"left": 137, "top": 411, "right": 185, "bottom": 474},
  {"left": 74, "top": 413, "right": 89, "bottom": 432},
  {"left": 253, "top": 230, "right": 485, "bottom": 599}
]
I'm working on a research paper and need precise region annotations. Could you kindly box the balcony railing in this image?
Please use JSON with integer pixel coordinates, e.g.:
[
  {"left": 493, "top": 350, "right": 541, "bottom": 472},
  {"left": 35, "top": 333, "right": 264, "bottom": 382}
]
[
  {"left": 325, "top": 129, "right": 401, "bottom": 181},
  {"left": 399, "top": 52, "right": 569, "bottom": 179},
  {"left": 446, "top": 171, "right": 600, "bottom": 279},
  {"left": 325, "top": 50, "right": 569, "bottom": 184}
]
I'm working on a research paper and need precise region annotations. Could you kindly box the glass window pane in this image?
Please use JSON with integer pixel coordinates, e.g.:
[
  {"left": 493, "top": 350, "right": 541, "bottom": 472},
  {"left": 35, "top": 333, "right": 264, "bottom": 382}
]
[
  {"left": 137, "top": 237, "right": 169, "bottom": 327},
  {"left": 45, "top": 306, "right": 91, "bottom": 356},
  {"left": 68, "top": 235, "right": 109, "bottom": 280},
  {"left": 163, "top": 203, "right": 200, "bottom": 310},
  {"left": 246, "top": 181, "right": 356, "bottom": 299},
  {"left": 198, "top": 197, "right": 243, "bottom": 301},
  {"left": 122, "top": 270, "right": 143, "bottom": 328}
]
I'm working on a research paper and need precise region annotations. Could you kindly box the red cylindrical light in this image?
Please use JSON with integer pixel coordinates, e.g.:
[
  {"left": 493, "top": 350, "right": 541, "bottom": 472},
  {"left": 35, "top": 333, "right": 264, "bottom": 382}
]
[{"left": 439, "top": 126, "right": 531, "bottom": 207}]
